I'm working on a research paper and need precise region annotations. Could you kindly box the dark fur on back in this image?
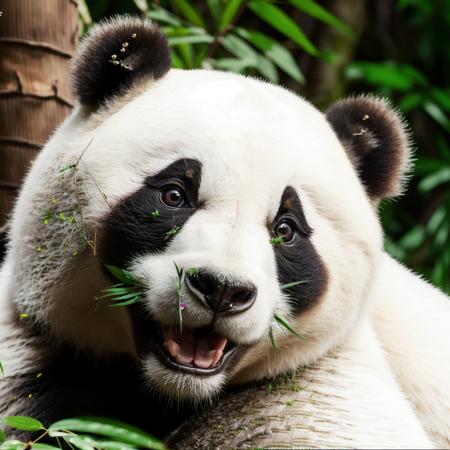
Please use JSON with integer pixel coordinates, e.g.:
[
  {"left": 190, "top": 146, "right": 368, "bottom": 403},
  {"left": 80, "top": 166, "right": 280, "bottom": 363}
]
[{"left": 71, "top": 16, "right": 171, "bottom": 106}]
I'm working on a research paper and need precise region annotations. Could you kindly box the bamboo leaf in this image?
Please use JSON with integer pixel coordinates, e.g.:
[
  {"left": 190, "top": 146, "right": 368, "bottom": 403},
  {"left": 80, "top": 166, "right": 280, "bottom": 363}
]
[
  {"left": 280, "top": 280, "right": 307, "bottom": 290},
  {"left": 269, "top": 326, "right": 277, "bottom": 348},
  {"left": 0, "top": 440, "right": 24, "bottom": 450},
  {"left": 109, "top": 297, "right": 140, "bottom": 307},
  {"left": 104, "top": 265, "right": 136, "bottom": 286},
  {"left": 207, "top": 0, "right": 222, "bottom": 23},
  {"left": 211, "top": 57, "right": 253, "bottom": 73},
  {"left": 418, "top": 166, "right": 450, "bottom": 192},
  {"left": 133, "top": 0, "right": 149, "bottom": 13},
  {"left": 289, "top": 0, "right": 353, "bottom": 36},
  {"left": 248, "top": 1, "right": 319, "bottom": 56},
  {"left": 33, "top": 444, "right": 62, "bottom": 450},
  {"left": 169, "top": 0, "right": 205, "bottom": 28},
  {"left": 147, "top": 7, "right": 182, "bottom": 26},
  {"left": 236, "top": 28, "right": 305, "bottom": 83},
  {"left": 1, "top": 416, "right": 44, "bottom": 432},
  {"left": 219, "top": 0, "right": 243, "bottom": 32},
  {"left": 93, "top": 440, "right": 138, "bottom": 450},
  {"left": 168, "top": 35, "right": 214, "bottom": 45},
  {"left": 49, "top": 418, "right": 165, "bottom": 450},
  {"left": 274, "top": 314, "right": 304, "bottom": 340},
  {"left": 0, "top": 431, "right": 4, "bottom": 444}
]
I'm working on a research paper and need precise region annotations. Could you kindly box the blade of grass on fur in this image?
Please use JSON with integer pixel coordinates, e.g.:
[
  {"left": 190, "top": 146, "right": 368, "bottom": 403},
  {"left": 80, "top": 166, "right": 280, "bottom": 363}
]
[
  {"left": 268, "top": 326, "right": 277, "bottom": 348},
  {"left": 110, "top": 297, "right": 140, "bottom": 307},
  {"left": 102, "top": 286, "right": 133, "bottom": 295},
  {"left": 280, "top": 280, "right": 307, "bottom": 290},
  {"left": 274, "top": 313, "right": 304, "bottom": 339},
  {"left": 108, "top": 292, "right": 139, "bottom": 301}
]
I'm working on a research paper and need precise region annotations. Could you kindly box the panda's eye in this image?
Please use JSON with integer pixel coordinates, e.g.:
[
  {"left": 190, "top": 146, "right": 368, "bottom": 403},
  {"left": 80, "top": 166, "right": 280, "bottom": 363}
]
[
  {"left": 161, "top": 187, "right": 185, "bottom": 207},
  {"left": 273, "top": 220, "right": 295, "bottom": 243}
]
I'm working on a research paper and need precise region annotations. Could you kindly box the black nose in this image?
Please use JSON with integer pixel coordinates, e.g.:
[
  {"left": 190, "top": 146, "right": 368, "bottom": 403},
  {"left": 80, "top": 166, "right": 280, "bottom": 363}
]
[{"left": 185, "top": 271, "right": 257, "bottom": 315}]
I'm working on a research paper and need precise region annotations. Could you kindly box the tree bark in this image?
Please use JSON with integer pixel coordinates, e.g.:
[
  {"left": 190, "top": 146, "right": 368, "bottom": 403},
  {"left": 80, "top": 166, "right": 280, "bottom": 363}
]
[{"left": 0, "top": 0, "right": 78, "bottom": 227}]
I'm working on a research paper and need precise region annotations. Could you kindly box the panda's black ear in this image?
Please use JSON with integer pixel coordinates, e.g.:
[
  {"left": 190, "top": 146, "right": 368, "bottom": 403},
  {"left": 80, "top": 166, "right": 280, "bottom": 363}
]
[
  {"left": 71, "top": 16, "right": 171, "bottom": 106},
  {"left": 326, "top": 95, "right": 412, "bottom": 201}
]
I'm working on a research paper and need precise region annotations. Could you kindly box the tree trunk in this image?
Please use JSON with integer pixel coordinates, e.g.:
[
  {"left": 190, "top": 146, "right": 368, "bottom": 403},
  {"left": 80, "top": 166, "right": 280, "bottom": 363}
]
[{"left": 0, "top": 0, "right": 78, "bottom": 227}]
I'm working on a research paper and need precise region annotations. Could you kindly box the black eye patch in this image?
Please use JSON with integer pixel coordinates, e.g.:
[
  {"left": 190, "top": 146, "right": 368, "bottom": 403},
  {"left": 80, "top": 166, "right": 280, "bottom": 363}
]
[
  {"left": 271, "top": 186, "right": 327, "bottom": 314},
  {"left": 99, "top": 158, "right": 202, "bottom": 267}
]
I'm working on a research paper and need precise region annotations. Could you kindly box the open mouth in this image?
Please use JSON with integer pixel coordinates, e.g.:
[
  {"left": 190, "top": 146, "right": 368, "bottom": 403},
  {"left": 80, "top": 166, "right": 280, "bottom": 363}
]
[{"left": 151, "top": 325, "right": 239, "bottom": 376}]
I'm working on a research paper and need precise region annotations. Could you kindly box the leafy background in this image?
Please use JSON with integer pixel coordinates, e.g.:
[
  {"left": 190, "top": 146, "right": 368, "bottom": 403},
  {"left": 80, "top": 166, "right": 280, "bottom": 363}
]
[{"left": 78, "top": 0, "right": 450, "bottom": 292}]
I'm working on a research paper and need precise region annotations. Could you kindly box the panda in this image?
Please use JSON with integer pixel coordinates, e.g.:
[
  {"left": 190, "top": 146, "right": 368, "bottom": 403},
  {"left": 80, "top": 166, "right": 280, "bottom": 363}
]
[{"left": 0, "top": 16, "right": 449, "bottom": 449}]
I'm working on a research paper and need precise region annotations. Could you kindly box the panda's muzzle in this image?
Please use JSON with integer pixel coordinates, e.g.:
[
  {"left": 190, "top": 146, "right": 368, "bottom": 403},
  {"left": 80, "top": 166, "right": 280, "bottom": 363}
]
[{"left": 151, "top": 325, "right": 239, "bottom": 375}]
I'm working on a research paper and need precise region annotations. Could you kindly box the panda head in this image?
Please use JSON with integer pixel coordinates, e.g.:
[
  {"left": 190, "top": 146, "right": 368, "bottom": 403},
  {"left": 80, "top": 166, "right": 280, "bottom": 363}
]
[{"left": 7, "top": 17, "right": 411, "bottom": 402}]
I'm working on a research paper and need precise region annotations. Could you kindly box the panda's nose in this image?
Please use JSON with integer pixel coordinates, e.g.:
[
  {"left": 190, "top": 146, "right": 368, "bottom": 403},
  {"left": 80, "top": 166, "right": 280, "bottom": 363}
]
[{"left": 185, "top": 271, "right": 257, "bottom": 315}]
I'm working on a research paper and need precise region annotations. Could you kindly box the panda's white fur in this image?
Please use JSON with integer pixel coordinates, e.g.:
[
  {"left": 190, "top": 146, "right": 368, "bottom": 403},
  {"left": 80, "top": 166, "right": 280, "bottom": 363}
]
[{"left": 0, "top": 17, "right": 449, "bottom": 448}]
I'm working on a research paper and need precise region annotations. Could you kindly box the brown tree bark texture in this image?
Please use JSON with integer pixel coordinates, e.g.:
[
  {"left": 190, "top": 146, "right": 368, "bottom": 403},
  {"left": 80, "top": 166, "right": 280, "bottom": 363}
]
[{"left": 0, "top": 0, "right": 78, "bottom": 227}]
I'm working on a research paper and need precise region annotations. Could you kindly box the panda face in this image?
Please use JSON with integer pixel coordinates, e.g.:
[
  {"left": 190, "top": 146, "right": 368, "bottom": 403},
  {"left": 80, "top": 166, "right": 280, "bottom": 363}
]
[{"left": 71, "top": 69, "right": 383, "bottom": 401}]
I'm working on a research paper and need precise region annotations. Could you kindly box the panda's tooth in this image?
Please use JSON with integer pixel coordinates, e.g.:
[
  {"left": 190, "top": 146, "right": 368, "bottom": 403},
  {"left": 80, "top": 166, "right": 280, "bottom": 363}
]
[
  {"left": 167, "top": 339, "right": 179, "bottom": 358},
  {"left": 211, "top": 349, "right": 223, "bottom": 367}
]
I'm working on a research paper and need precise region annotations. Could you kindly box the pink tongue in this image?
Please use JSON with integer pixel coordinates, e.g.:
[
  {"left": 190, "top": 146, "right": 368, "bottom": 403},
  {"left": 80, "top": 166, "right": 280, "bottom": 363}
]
[{"left": 163, "top": 326, "right": 228, "bottom": 369}]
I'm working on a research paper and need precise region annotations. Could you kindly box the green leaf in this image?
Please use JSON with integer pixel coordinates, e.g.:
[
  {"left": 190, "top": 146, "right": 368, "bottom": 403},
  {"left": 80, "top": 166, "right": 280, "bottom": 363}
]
[
  {"left": 0, "top": 430, "right": 4, "bottom": 444},
  {"left": 221, "top": 34, "right": 278, "bottom": 82},
  {"left": 219, "top": 0, "right": 243, "bottom": 32},
  {"left": 398, "top": 226, "right": 425, "bottom": 250},
  {"left": 78, "top": 0, "right": 93, "bottom": 25},
  {"left": 94, "top": 441, "right": 138, "bottom": 450},
  {"left": 255, "top": 56, "right": 279, "bottom": 83},
  {"left": 222, "top": 34, "right": 258, "bottom": 63},
  {"left": 274, "top": 314, "right": 304, "bottom": 339},
  {"left": 236, "top": 28, "right": 305, "bottom": 83},
  {"left": 109, "top": 297, "right": 140, "bottom": 307},
  {"left": 49, "top": 418, "right": 165, "bottom": 450},
  {"left": 147, "top": 7, "right": 182, "bottom": 26},
  {"left": 168, "top": 35, "right": 214, "bottom": 45},
  {"left": 169, "top": 0, "right": 205, "bottom": 28},
  {"left": 108, "top": 292, "right": 139, "bottom": 301},
  {"left": 346, "top": 61, "right": 428, "bottom": 92},
  {"left": 423, "top": 101, "right": 450, "bottom": 131},
  {"left": 432, "top": 88, "right": 450, "bottom": 112},
  {"left": 207, "top": 0, "right": 222, "bottom": 22},
  {"left": 248, "top": 1, "right": 319, "bottom": 56},
  {"left": 133, "top": 0, "right": 149, "bottom": 13},
  {"left": 64, "top": 435, "right": 97, "bottom": 450},
  {"left": 33, "top": 444, "right": 62, "bottom": 450},
  {"left": 268, "top": 326, "right": 277, "bottom": 348},
  {"left": 399, "top": 93, "right": 423, "bottom": 112},
  {"left": 280, "top": 280, "right": 307, "bottom": 290},
  {"left": 1, "top": 417, "right": 44, "bottom": 432},
  {"left": 0, "top": 360, "right": 4, "bottom": 376},
  {"left": 290, "top": 0, "right": 353, "bottom": 36},
  {"left": 0, "top": 440, "right": 24, "bottom": 450},
  {"left": 418, "top": 166, "right": 450, "bottom": 192},
  {"left": 104, "top": 266, "right": 136, "bottom": 286},
  {"left": 212, "top": 57, "right": 254, "bottom": 73},
  {"left": 427, "top": 207, "right": 446, "bottom": 234},
  {"left": 171, "top": 49, "right": 186, "bottom": 68}
]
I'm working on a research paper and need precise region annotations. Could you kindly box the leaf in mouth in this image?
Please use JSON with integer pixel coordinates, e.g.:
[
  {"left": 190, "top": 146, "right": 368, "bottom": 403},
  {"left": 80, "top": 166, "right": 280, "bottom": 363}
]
[{"left": 101, "top": 265, "right": 141, "bottom": 307}]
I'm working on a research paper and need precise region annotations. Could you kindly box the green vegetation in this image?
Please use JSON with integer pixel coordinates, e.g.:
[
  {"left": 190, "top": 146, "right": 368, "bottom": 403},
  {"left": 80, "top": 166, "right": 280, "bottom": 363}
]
[
  {"left": 0, "top": 416, "right": 165, "bottom": 450},
  {"left": 101, "top": 265, "right": 141, "bottom": 307}
]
